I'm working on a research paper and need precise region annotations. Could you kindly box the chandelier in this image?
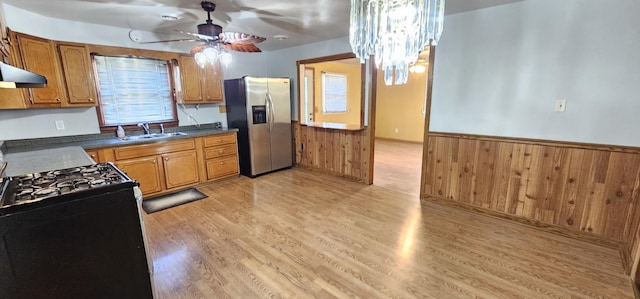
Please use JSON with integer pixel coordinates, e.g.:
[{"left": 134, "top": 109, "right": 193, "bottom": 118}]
[
  {"left": 192, "top": 43, "right": 233, "bottom": 69},
  {"left": 409, "top": 47, "right": 430, "bottom": 74},
  {"left": 349, "top": 0, "right": 445, "bottom": 85}
]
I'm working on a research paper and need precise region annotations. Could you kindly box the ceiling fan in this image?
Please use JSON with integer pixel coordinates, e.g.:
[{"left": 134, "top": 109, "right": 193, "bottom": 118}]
[{"left": 136, "top": 1, "right": 266, "bottom": 54}]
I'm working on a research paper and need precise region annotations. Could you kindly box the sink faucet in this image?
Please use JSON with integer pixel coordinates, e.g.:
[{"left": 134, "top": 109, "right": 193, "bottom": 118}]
[
  {"left": 137, "top": 123, "right": 151, "bottom": 135},
  {"left": 160, "top": 124, "right": 165, "bottom": 134}
]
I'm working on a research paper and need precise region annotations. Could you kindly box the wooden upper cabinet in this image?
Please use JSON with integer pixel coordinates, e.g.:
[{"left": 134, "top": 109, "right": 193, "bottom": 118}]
[
  {"left": 202, "top": 62, "right": 223, "bottom": 102},
  {"left": 0, "top": 31, "right": 26, "bottom": 109},
  {"left": 179, "top": 55, "right": 223, "bottom": 104},
  {"left": 16, "top": 33, "right": 66, "bottom": 107},
  {"left": 57, "top": 43, "right": 97, "bottom": 106},
  {"left": 179, "top": 55, "right": 203, "bottom": 102}
]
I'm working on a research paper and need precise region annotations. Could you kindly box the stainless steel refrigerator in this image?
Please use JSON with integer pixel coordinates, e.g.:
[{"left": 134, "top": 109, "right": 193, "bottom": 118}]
[{"left": 224, "top": 77, "right": 293, "bottom": 177}]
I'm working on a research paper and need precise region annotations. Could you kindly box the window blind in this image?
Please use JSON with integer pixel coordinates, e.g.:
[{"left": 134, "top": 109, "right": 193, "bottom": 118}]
[
  {"left": 322, "top": 73, "right": 348, "bottom": 113},
  {"left": 94, "top": 55, "right": 174, "bottom": 126}
]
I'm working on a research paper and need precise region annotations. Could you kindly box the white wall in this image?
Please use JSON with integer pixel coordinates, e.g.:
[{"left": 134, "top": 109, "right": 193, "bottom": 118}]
[
  {"left": 430, "top": 0, "right": 640, "bottom": 146},
  {"left": 267, "top": 36, "right": 353, "bottom": 120},
  {"left": 0, "top": 4, "right": 269, "bottom": 140}
]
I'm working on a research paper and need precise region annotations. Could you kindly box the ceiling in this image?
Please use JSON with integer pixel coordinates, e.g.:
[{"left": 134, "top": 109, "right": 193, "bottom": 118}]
[{"left": 3, "top": 0, "right": 523, "bottom": 52}]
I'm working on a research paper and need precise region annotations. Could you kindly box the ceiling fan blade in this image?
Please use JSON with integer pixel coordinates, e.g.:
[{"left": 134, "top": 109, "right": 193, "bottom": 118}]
[
  {"left": 176, "top": 30, "right": 217, "bottom": 41},
  {"left": 219, "top": 32, "right": 266, "bottom": 44},
  {"left": 221, "top": 43, "right": 262, "bottom": 53},
  {"left": 137, "top": 38, "right": 199, "bottom": 44},
  {"left": 189, "top": 44, "right": 207, "bottom": 56}
]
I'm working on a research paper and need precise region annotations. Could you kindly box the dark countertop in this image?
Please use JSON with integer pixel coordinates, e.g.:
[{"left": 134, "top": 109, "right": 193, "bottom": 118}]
[
  {"left": 1, "top": 124, "right": 238, "bottom": 154},
  {"left": 0, "top": 124, "right": 238, "bottom": 176},
  {"left": 3, "top": 146, "right": 95, "bottom": 176}
]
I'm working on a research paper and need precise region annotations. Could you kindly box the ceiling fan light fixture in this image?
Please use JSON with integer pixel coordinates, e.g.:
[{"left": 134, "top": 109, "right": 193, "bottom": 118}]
[
  {"left": 219, "top": 52, "right": 232, "bottom": 68},
  {"left": 193, "top": 44, "right": 232, "bottom": 69},
  {"left": 194, "top": 52, "right": 207, "bottom": 66},
  {"left": 203, "top": 47, "right": 218, "bottom": 63}
]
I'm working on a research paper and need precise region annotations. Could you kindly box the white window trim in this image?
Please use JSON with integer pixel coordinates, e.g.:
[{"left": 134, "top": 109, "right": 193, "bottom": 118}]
[{"left": 93, "top": 55, "right": 176, "bottom": 128}]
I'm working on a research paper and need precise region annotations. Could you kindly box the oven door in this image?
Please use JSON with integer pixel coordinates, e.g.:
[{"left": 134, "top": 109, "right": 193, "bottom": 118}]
[{"left": 0, "top": 186, "right": 153, "bottom": 298}]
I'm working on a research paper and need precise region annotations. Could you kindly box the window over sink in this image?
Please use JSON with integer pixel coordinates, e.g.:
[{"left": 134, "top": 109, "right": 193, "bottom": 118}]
[{"left": 93, "top": 55, "right": 177, "bottom": 130}]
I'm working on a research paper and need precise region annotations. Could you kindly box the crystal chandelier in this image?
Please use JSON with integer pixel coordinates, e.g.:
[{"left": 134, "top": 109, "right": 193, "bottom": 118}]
[
  {"left": 350, "top": 0, "right": 445, "bottom": 85},
  {"left": 409, "top": 47, "right": 430, "bottom": 74},
  {"left": 193, "top": 43, "right": 233, "bottom": 69}
]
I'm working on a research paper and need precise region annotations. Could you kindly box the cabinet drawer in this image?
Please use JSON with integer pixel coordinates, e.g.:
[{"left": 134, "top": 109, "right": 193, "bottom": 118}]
[
  {"left": 203, "top": 133, "right": 236, "bottom": 147},
  {"left": 206, "top": 156, "right": 238, "bottom": 180},
  {"left": 115, "top": 139, "right": 195, "bottom": 160},
  {"left": 204, "top": 144, "right": 236, "bottom": 159}
]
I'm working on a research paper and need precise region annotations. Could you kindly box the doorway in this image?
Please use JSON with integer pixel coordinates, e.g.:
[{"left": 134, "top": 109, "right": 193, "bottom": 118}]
[{"left": 372, "top": 47, "right": 431, "bottom": 196}]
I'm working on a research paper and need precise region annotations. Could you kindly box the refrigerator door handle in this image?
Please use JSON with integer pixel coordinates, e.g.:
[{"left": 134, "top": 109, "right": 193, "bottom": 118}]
[
  {"left": 265, "top": 93, "right": 271, "bottom": 133},
  {"left": 267, "top": 92, "right": 276, "bottom": 133}
]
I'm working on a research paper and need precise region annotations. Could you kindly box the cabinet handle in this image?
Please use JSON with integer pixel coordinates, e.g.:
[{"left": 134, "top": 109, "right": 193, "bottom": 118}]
[
  {"left": 217, "top": 139, "right": 223, "bottom": 143},
  {"left": 198, "top": 96, "right": 202, "bottom": 100},
  {"left": 218, "top": 150, "right": 224, "bottom": 154},
  {"left": 88, "top": 98, "right": 94, "bottom": 102},
  {"left": 56, "top": 98, "right": 61, "bottom": 102},
  {"left": 152, "top": 160, "right": 156, "bottom": 164},
  {"left": 219, "top": 161, "right": 225, "bottom": 165},
  {"left": 164, "top": 158, "right": 169, "bottom": 161}
]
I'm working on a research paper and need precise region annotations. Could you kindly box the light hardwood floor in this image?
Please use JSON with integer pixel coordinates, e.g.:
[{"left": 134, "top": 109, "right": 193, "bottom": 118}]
[
  {"left": 143, "top": 169, "right": 634, "bottom": 298},
  {"left": 373, "top": 139, "right": 423, "bottom": 196}
]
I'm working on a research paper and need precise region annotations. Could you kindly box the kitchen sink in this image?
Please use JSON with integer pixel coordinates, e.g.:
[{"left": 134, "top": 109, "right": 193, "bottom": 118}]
[{"left": 120, "top": 132, "right": 188, "bottom": 141}]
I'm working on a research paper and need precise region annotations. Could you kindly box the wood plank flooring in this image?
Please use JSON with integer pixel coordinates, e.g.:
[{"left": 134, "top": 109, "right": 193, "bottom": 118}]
[
  {"left": 143, "top": 168, "right": 634, "bottom": 298},
  {"left": 373, "top": 139, "right": 423, "bottom": 196}
]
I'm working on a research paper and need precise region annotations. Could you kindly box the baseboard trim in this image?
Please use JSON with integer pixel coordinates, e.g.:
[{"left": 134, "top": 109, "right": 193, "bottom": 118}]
[
  {"left": 374, "top": 136, "right": 424, "bottom": 144},
  {"left": 423, "top": 196, "right": 622, "bottom": 249}
]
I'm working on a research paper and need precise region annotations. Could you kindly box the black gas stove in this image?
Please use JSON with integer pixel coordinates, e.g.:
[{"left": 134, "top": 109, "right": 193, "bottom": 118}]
[
  {"left": 0, "top": 162, "right": 136, "bottom": 215},
  {"left": 0, "top": 162, "right": 153, "bottom": 298}
]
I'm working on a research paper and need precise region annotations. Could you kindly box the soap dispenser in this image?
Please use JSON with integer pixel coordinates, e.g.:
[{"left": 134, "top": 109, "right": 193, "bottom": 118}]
[{"left": 116, "top": 125, "right": 125, "bottom": 138}]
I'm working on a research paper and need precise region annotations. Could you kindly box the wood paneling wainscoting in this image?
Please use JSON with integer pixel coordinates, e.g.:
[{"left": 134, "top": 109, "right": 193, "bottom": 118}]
[
  {"left": 293, "top": 122, "right": 373, "bottom": 183},
  {"left": 422, "top": 132, "right": 640, "bottom": 275}
]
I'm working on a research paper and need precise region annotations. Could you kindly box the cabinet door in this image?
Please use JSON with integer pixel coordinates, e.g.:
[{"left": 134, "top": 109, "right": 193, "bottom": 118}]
[
  {"left": 206, "top": 156, "right": 239, "bottom": 180},
  {"left": 116, "top": 156, "right": 163, "bottom": 196},
  {"left": 85, "top": 150, "right": 98, "bottom": 163},
  {"left": 0, "top": 33, "right": 26, "bottom": 109},
  {"left": 58, "top": 44, "right": 97, "bottom": 106},
  {"left": 202, "top": 62, "right": 223, "bottom": 103},
  {"left": 179, "top": 55, "right": 203, "bottom": 103},
  {"left": 162, "top": 150, "right": 200, "bottom": 189},
  {"left": 17, "top": 34, "right": 65, "bottom": 106}
]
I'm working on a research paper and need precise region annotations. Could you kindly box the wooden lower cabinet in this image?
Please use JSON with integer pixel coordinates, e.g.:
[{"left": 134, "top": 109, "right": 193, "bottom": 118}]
[
  {"left": 202, "top": 133, "right": 239, "bottom": 180},
  {"left": 85, "top": 150, "right": 98, "bottom": 162},
  {"left": 116, "top": 156, "right": 163, "bottom": 196},
  {"left": 91, "top": 134, "right": 238, "bottom": 198},
  {"left": 162, "top": 150, "right": 200, "bottom": 190},
  {"left": 113, "top": 138, "right": 200, "bottom": 198},
  {"left": 206, "top": 156, "right": 239, "bottom": 180}
]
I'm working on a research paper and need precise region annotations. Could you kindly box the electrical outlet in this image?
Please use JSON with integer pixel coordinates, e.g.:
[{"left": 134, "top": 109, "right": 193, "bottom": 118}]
[
  {"left": 555, "top": 99, "right": 567, "bottom": 112},
  {"left": 55, "top": 120, "right": 65, "bottom": 130}
]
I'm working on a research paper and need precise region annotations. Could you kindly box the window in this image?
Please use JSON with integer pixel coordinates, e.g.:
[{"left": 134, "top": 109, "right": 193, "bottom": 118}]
[
  {"left": 322, "top": 72, "right": 348, "bottom": 113},
  {"left": 93, "top": 55, "right": 176, "bottom": 128}
]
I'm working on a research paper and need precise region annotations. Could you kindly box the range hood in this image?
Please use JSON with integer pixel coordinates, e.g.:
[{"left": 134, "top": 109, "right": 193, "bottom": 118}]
[{"left": 0, "top": 62, "right": 47, "bottom": 88}]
